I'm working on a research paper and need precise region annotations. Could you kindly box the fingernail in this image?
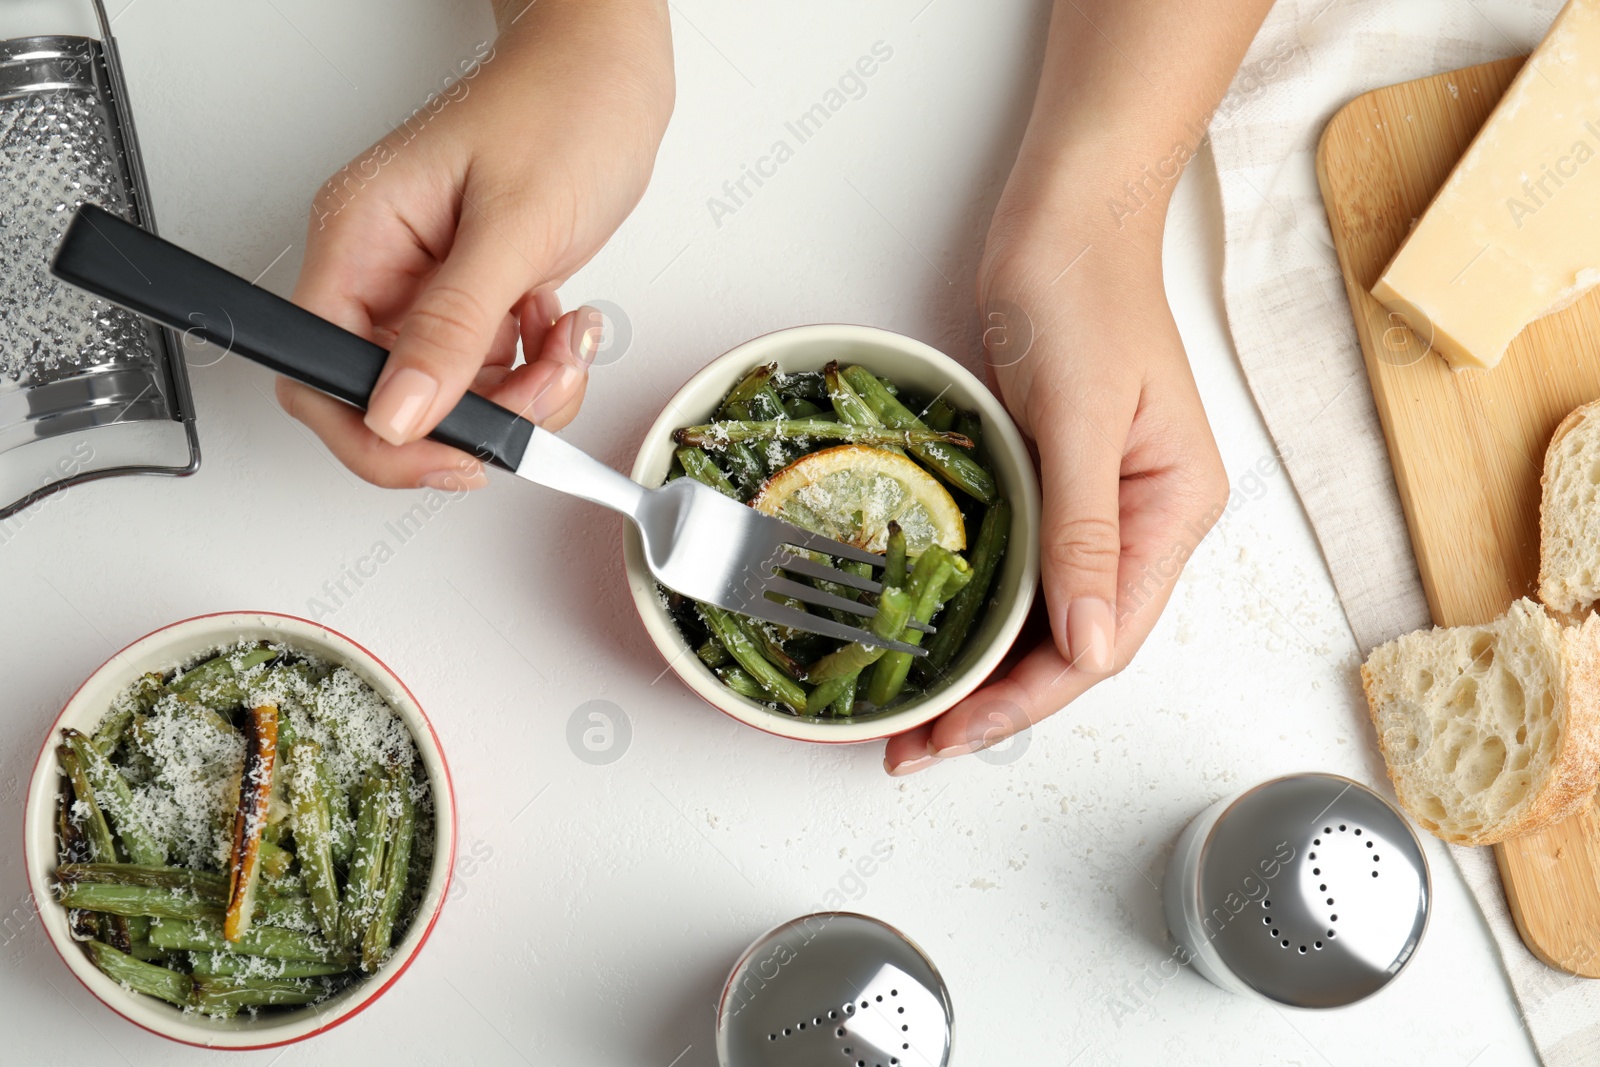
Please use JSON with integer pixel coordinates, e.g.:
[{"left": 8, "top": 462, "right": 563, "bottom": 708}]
[
  {"left": 1067, "top": 597, "right": 1116, "bottom": 673},
  {"left": 420, "top": 464, "right": 488, "bottom": 491},
  {"left": 931, "top": 736, "right": 987, "bottom": 760},
  {"left": 532, "top": 288, "right": 562, "bottom": 329},
  {"left": 886, "top": 753, "right": 939, "bottom": 777},
  {"left": 529, "top": 363, "right": 584, "bottom": 424},
  {"left": 570, "top": 305, "right": 604, "bottom": 366},
  {"left": 365, "top": 367, "right": 439, "bottom": 445}
]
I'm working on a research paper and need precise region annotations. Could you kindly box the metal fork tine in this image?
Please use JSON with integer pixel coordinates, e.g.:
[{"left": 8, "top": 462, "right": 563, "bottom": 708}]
[
  {"left": 778, "top": 554, "right": 884, "bottom": 595},
  {"left": 739, "top": 597, "right": 928, "bottom": 657},
  {"left": 762, "top": 576, "right": 935, "bottom": 634},
  {"left": 773, "top": 524, "right": 885, "bottom": 568}
]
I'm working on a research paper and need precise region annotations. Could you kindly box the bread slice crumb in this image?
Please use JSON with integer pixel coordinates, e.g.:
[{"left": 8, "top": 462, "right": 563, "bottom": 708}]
[
  {"left": 1540, "top": 399, "right": 1600, "bottom": 614},
  {"left": 1361, "top": 598, "right": 1600, "bottom": 846}
]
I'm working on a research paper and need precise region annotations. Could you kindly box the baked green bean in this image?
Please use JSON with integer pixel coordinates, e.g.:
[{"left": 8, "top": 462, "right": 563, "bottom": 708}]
[
  {"left": 674, "top": 419, "right": 971, "bottom": 451},
  {"left": 85, "top": 941, "right": 193, "bottom": 1008},
  {"left": 867, "top": 549, "right": 967, "bottom": 706},
  {"left": 56, "top": 744, "right": 117, "bottom": 863},
  {"left": 338, "top": 769, "right": 391, "bottom": 953},
  {"left": 676, "top": 447, "right": 740, "bottom": 499},
  {"left": 921, "top": 499, "right": 1011, "bottom": 676},
  {"left": 188, "top": 952, "right": 350, "bottom": 979},
  {"left": 147, "top": 918, "right": 341, "bottom": 962},
  {"left": 288, "top": 742, "right": 341, "bottom": 942},
  {"left": 361, "top": 768, "right": 415, "bottom": 972},
  {"left": 192, "top": 975, "right": 328, "bottom": 1016},
  {"left": 65, "top": 729, "right": 163, "bottom": 866},
  {"left": 840, "top": 365, "right": 997, "bottom": 503},
  {"left": 700, "top": 604, "right": 808, "bottom": 712}
]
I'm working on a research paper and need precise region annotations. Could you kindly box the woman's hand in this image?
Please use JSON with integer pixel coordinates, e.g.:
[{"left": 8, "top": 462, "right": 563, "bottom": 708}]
[
  {"left": 881, "top": 0, "right": 1273, "bottom": 775},
  {"left": 281, "top": 0, "right": 673, "bottom": 489},
  {"left": 884, "top": 207, "right": 1229, "bottom": 775}
]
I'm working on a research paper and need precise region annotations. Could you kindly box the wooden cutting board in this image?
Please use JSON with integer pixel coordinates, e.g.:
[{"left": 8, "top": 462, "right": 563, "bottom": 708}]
[{"left": 1317, "top": 57, "right": 1600, "bottom": 977}]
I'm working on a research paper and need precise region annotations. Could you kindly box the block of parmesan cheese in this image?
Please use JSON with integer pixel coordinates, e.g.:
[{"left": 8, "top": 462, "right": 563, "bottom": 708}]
[{"left": 1372, "top": 0, "right": 1600, "bottom": 370}]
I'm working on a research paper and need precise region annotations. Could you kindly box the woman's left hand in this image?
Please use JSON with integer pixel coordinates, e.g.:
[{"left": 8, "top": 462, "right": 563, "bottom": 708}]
[{"left": 883, "top": 196, "right": 1230, "bottom": 775}]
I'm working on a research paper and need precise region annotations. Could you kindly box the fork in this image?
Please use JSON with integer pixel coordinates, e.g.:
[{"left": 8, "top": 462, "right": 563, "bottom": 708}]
[{"left": 51, "top": 205, "right": 928, "bottom": 655}]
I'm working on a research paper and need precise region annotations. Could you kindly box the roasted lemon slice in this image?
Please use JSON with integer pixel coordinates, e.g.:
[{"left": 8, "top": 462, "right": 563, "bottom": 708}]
[{"left": 751, "top": 444, "right": 966, "bottom": 554}]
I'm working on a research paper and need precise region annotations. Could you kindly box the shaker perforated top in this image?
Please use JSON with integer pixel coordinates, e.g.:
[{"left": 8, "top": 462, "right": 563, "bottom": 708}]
[
  {"left": 1192, "top": 774, "right": 1429, "bottom": 1008},
  {"left": 716, "top": 912, "right": 952, "bottom": 1067}
]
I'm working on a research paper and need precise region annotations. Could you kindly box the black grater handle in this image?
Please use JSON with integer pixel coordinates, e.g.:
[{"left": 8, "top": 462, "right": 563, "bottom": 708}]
[{"left": 50, "top": 204, "right": 535, "bottom": 472}]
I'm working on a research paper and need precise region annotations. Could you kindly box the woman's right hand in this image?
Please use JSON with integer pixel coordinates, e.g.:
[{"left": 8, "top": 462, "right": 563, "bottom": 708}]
[{"left": 282, "top": 0, "right": 674, "bottom": 490}]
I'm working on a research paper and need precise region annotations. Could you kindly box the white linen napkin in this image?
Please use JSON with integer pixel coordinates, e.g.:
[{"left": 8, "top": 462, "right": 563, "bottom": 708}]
[{"left": 1207, "top": 0, "right": 1600, "bottom": 1062}]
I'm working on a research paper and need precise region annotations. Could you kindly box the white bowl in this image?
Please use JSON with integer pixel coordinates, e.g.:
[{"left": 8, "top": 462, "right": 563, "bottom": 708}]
[
  {"left": 625, "top": 324, "right": 1042, "bottom": 743},
  {"left": 23, "top": 611, "right": 457, "bottom": 1049}
]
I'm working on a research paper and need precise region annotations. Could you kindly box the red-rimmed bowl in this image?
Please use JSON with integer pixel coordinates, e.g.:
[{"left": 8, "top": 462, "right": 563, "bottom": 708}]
[
  {"left": 22, "top": 611, "right": 456, "bottom": 1049},
  {"left": 624, "top": 324, "right": 1042, "bottom": 744}
]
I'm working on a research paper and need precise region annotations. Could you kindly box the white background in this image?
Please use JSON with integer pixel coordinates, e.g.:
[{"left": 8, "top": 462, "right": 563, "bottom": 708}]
[{"left": 0, "top": 0, "right": 1541, "bottom": 1063}]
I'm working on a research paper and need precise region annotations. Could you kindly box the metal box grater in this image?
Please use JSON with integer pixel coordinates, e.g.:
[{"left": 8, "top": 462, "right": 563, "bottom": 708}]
[{"left": 0, "top": 0, "right": 197, "bottom": 521}]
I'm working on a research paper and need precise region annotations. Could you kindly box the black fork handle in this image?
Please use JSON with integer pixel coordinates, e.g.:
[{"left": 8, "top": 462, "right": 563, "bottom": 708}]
[{"left": 50, "top": 204, "right": 535, "bottom": 471}]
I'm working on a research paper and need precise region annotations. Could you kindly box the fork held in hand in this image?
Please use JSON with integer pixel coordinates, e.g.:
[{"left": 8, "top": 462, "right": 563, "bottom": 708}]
[{"left": 51, "top": 205, "right": 928, "bottom": 656}]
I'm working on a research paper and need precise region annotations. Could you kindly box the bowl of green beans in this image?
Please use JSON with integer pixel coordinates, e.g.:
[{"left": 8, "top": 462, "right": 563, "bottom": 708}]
[
  {"left": 23, "top": 611, "right": 456, "bottom": 1048},
  {"left": 625, "top": 324, "right": 1042, "bottom": 743}
]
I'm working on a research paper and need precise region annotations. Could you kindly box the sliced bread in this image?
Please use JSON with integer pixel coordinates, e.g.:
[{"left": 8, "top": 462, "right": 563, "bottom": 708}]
[
  {"left": 1361, "top": 598, "right": 1600, "bottom": 846},
  {"left": 1540, "top": 399, "right": 1600, "bottom": 614}
]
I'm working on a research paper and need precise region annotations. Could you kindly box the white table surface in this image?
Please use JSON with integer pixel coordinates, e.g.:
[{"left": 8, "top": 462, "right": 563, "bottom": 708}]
[{"left": 0, "top": 1, "right": 1542, "bottom": 1063}]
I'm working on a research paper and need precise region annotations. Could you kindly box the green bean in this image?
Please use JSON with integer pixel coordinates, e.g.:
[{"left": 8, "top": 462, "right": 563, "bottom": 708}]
[
  {"left": 93, "top": 673, "right": 162, "bottom": 755},
  {"left": 715, "top": 666, "right": 765, "bottom": 701},
  {"left": 827, "top": 678, "right": 857, "bottom": 717},
  {"left": 717, "top": 362, "right": 779, "bottom": 418},
  {"left": 795, "top": 553, "right": 873, "bottom": 627},
  {"left": 148, "top": 918, "right": 340, "bottom": 962},
  {"left": 730, "top": 382, "right": 785, "bottom": 422},
  {"left": 840, "top": 366, "right": 997, "bottom": 503},
  {"left": 699, "top": 605, "right": 808, "bottom": 712},
  {"left": 339, "top": 770, "right": 391, "bottom": 952},
  {"left": 57, "top": 881, "right": 316, "bottom": 928},
  {"left": 65, "top": 729, "right": 164, "bottom": 866},
  {"left": 696, "top": 638, "right": 731, "bottom": 669},
  {"left": 192, "top": 975, "right": 328, "bottom": 1016},
  {"left": 772, "top": 370, "right": 828, "bottom": 401},
  {"left": 104, "top": 914, "right": 134, "bottom": 953},
  {"left": 361, "top": 768, "right": 416, "bottom": 972},
  {"left": 782, "top": 397, "right": 824, "bottom": 419},
  {"left": 168, "top": 646, "right": 277, "bottom": 705},
  {"left": 954, "top": 410, "right": 984, "bottom": 458},
  {"left": 262, "top": 817, "right": 294, "bottom": 848},
  {"left": 675, "top": 447, "right": 740, "bottom": 499},
  {"left": 824, "top": 362, "right": 905, "bottom": 458},
  {"left": 257, "top": 894, "right": 317, "bottom": 929},
  {"left": 287, "top": 743, "right": 341, "bottom": 942},
  {"left": 59, "top": 862, "right": 227, "bottom": 899},
  {"left": 884, "top": 523, "right": 907, "bottom": 592},
  {"left": 259, "top": 839, "right": 295, "bottom": 882},
  {"left": 734, "top": 617, "right": 803, "bottom": 679},
  {"left": 320, "top": 761, "right": 355, "bottom": 870},
  {"left": 84, "top": 940, "right": 193, "bottom": 1008},
  {"left": 924, "top": 398, "right": 956, "bottom": 432},
  {"left": 922, "top": 499, "right": 1010, "bottom": 675},
  {"left": 127, "top": 940, "right": 168, "bottom": 963},
  {"left": 189, "top": 951, "right": 349, "bottom": 978},
  {"left": 59, "top": 883, "right": 216, "bottom": 921},
  {"left": 66, "top": 908, "right": 100, "bottom": 942},
  {"left": 802, "top": 585, "right": 913, "bottom": 699},
  {"left": 674, "top": 420, "right": 971, "bottom": 451},
  {"left": 57, "top": 775, "right": 91, "bottom": 865},
  {"left": 722, "top": 442, "right": 768, "bottom": 494},
  {"left": 867, "top": 549, "right": 964, "bottom": 706},
  {"left": 56, "top": 744, "right": 117, "bottom": 863}
]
